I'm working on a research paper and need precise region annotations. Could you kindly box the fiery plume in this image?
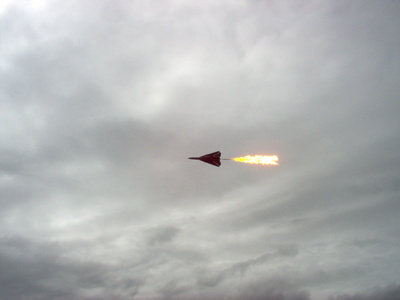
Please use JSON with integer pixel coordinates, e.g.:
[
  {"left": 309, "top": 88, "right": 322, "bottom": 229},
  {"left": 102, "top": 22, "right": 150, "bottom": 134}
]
[{"left": 232, "top": 155, "right": 279, "bottom": 165}]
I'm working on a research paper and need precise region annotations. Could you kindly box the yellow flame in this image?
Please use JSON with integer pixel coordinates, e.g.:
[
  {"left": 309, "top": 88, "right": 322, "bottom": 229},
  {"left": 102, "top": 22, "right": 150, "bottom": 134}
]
[{"left": 232, "top": 155, "right": 279, "bottom": 165}]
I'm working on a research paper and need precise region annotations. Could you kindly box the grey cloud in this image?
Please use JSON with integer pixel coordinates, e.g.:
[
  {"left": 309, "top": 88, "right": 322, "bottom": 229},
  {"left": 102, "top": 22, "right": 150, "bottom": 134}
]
[
  {"left": 236, "top": 288, "right": 311, "bottom": 300},
  {"left": 159, "top": 279, "right": 190, "bottom": 300},
  {"left": 198, "top": 276, "right": 312, "bottom": 300},
  {"left": 329, "top": 283, "right": 400, "bottom": 300},
  {"left": 0, "top": 236, "right": 112, "bottom": 300},
  {"left": 197, "top": 244, "right": 298, "bottom": 288},
  {"left": 1, "top": 0, "right": 400, "bottom": 299},
  {"left": 343, "top": 237, "right": 382, "bottom": 248},
  {"left": 146, "top": 225, "right": 180, "bottom": 247}
]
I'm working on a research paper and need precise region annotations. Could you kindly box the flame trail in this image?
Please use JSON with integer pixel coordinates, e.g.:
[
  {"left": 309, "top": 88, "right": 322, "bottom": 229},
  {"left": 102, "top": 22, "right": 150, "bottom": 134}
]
[{"left": 231, "top": 155, "right": 279, "bottom": 165}]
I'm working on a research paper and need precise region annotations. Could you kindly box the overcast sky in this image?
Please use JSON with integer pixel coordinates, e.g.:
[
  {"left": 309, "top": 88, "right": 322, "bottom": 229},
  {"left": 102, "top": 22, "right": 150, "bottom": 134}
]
[{"left": 1, "top": 1, "right": 400, "bottom": 299}]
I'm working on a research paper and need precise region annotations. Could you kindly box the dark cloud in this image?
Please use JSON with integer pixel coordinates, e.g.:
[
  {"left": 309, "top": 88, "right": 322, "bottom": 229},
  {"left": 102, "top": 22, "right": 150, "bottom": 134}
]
[
  {"left": 146, "top": 225, "right": 180, "bottom": 247},
  {"left": 0, "top": 236, "right": 111, "bottom": 300},
  {"left": 329, "top": 284, "right": 400, "bottom": 300},
  {"left": 197, "top": 244, "right": 298, "bottom": 288},
  {"left": 236, "top": 287, "right": 311, "bottom": 300}
]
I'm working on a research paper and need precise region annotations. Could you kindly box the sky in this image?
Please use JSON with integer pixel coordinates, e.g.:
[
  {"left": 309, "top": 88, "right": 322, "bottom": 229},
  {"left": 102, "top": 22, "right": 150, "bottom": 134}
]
[{"left": 1, "top": 1, "right": 400, "bottom": 299}]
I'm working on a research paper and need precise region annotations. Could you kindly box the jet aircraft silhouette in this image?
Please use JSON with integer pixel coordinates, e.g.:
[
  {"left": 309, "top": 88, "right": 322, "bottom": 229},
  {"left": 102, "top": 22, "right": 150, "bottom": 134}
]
[{"left": 188, "top": 151, "right": 226, "bottom": 167}]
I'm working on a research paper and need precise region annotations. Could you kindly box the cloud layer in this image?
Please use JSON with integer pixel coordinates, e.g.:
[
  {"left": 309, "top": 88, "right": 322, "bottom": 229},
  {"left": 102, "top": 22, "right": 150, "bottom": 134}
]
[{"left": 1, "top": 1, "right": 400, "bottom": 299}]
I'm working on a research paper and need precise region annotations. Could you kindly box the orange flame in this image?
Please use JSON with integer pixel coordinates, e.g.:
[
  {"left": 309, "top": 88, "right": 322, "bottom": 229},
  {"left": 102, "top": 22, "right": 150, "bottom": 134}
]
[{"left": 232, "top": 155, "right": 279, "bottom": 165}]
